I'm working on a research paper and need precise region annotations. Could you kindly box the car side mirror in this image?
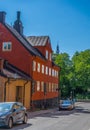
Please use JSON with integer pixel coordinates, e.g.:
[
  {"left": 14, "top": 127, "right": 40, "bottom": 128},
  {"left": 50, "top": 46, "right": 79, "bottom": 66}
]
[{"left": 13, "top": 108, "right": 16, "bottom": 112}]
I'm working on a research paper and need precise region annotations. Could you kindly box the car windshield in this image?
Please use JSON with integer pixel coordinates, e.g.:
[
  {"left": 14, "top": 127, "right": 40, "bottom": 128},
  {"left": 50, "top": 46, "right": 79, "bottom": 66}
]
[
  {"left": 0, "top": 103, "right": 12, "bottom": 112},
  {"left": 62, "top": 100, "right": 71, "bottom": 104}
]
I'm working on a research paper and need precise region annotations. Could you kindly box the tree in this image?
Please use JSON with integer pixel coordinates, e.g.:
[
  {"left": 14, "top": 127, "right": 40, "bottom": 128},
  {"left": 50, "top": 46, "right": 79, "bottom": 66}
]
[
  {"left": 54, "top": 52, "right": 72, "bottom": 98},
  {"left": 72, "top": 49, "right": 90, "bottom": 95},
  {"left": 53, "top": 49, "right": 90, "bottom": 99}
]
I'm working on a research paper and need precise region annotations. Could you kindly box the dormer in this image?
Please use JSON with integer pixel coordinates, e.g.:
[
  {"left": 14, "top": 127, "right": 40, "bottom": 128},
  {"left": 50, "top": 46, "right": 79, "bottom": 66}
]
[{"left": 27, "top": 36, "right": 53, "bottom": 61}]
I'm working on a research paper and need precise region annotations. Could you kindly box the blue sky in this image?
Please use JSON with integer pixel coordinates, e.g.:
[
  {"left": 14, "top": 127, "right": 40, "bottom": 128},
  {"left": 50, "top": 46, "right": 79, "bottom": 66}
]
[{"left": 0, "top": 0, "right": 90, "bottom": 57}]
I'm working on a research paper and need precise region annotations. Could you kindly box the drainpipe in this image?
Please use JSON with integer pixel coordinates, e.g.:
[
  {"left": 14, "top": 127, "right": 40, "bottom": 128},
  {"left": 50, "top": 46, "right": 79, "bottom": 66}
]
[
  {"left": 4, "top": 78, "right": 9, "bottom": 102},
  {"left": 23, "top": 80, "right": 28, "bottom": 106}
]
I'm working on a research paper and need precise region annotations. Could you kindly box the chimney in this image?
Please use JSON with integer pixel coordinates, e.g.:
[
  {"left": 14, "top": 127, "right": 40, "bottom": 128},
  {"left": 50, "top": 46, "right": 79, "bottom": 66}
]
[
  {"left": 0, "top": 11, "right": 6, "bottom": 24},
  {"left": 13, "top": 11, "right": 23, "bottom": 35}
]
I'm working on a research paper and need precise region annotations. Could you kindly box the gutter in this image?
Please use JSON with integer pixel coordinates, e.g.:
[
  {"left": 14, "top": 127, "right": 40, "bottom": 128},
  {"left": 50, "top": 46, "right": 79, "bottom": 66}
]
[{"left": 4, "top": 78, "right": 9, "bottom": 102}]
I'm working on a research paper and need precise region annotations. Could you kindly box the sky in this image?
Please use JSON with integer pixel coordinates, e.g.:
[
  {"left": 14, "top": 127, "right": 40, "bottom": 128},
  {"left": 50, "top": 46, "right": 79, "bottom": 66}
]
[{"left": 0, "top": 0, "right": 90, "bottom": 57}]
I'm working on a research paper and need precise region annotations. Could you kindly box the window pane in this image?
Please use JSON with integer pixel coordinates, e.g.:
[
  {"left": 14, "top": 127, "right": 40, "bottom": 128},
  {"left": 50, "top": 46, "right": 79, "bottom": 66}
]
[
  {"left": 2, "top": 42, "right": 12, "bottom": 51},
  {"left": 37, "top": 81, "right": 40, "bottom": 91},
  {"left": 42, "top": 65, "right": 44, "bottom": 73},
  {"left": 46, "top": 50, "right": 48, "bottom": 59},
  {"left": 33, "top": 61, "right": 36, "bottom": 71},
  {"left": 37, "top": 63, "right": 40, "bottom": 72}
]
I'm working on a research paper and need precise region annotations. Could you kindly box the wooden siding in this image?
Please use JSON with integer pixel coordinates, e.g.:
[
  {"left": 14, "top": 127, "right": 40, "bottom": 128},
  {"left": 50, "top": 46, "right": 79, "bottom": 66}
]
[
  {"left": 0, "top": 76, "right": 31, "bottom": 109},
  {"left": 0, "top": 23, "right": 33, "bottom": 76}
]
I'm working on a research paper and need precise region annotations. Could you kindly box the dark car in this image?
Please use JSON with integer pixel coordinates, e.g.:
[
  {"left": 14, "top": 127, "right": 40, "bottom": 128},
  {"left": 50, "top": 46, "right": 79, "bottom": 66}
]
[
  {"left": 0, "top": 102, "right": 28, "bottom": 128},
  {"left": 59, "top": 100, "right": 75, "bottom": 111}
]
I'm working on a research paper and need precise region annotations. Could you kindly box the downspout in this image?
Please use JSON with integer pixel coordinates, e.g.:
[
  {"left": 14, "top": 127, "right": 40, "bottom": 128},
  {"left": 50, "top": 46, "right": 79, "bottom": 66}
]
[
  {"left": 23, "top": 80, "right": 28, "bottom": 106},
  {"left": 4, "top": 78, "right": 9, "bottom": 102}
]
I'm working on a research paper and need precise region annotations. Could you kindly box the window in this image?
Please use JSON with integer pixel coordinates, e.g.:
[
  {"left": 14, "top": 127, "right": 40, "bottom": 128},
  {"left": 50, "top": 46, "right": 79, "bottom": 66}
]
[
  {"left": 52, "top": 83, "right": 54, "bottom": 92},
  {"left": 52, "top": 69, "right": 54, "bottom": 76},
  {"left": 42, "top": 65, "right": 44, "bottom": 74},
  {"left": 46, "top": 66, "right": 48, "bottom": 75},
  {"left": 37, "top": 63, "right": 40, "bottom": 72},
  {"left": 2, "top": 42, "right": 12, "bottom": 51},
  {"left": 55, "top": 70, "right": 56, "bottom": 77},
  {"left": 49, "top": 83, "right": 52, "bottom": 92},
  {"left": 46, "top": 50, "right": 48, "bottom": 59},
  {"left": 49, "top": 68, "right": 51, "bottom": 76},
  {"left": 49, "top": 53, "right": 52, "bottom": 61},
  {"left": 33, "top": 61, "right": 36, "bottom": 71},
  {"left": 41, "top": 81, "right": 44, "bottom": 92},
  {"left": 56, "top": 71, "right": 58, "bottom": 77},
  {"left": 37, "top": 81, "right": 40, "bottom": 91}
]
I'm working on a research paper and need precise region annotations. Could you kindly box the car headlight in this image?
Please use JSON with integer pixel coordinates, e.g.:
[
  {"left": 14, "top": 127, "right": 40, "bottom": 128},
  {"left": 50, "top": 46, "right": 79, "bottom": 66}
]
[{"left": 0, "top": 115, "right": 7, "bottom": 119}]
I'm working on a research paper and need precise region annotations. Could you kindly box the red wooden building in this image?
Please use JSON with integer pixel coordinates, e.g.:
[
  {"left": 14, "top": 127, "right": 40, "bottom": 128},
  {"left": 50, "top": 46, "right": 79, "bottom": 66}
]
[{"left": 0, "top": 11, "right": 60, "bottom": 108}]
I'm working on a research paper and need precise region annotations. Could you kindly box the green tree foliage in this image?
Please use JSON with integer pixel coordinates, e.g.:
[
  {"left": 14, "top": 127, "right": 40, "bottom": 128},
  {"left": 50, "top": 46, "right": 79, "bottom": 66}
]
[
  {"left": 72, "top": 49, "right": 90, "bottom": 95},
  {"left": 53, "top": 49, "right": 90, "bottom": 99},
  {"left": 53, "top": 53, "right": 72, "bottom": 98}
]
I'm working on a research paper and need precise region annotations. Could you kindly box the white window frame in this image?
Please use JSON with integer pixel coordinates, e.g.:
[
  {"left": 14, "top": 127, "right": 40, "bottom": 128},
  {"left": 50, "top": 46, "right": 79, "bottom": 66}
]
[
  {"left": 37, "top": 81, "right": 40, "bottom": 91},
  {"left": 46, "top": 50, "right": 48, "bottom": 59},
  {"left": 49, "top": 53, "right": 52, "bottom": 61},
  {"left": 2, "top": 42, "right": 12, "bottom": 51},
  {"left": 49, "top": 68, "right": 51, "bottom": 76},
  {"left": 42, "top": 65, "right": 44, "bottom": 74},
  {"left": 46, "top": 66, "right": 48, "bottom": 75},
  {"left": 41, "top": 81, "right": 44, "bottom": 92},
  {"left": 52, "top": 69, "right": 54, "bottom": 76},
  {"left": 37, "top": 63, "right": 40, "bottom": 72},
  {"left": 33, "top": 61, "right": 36, "bottom": 71}
]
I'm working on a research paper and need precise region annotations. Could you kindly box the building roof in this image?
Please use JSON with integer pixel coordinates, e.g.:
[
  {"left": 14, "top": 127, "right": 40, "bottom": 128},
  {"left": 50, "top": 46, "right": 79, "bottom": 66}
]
[
  {"left": 0, "top": 59, "right": 32, "bottom": 80},
  {"left": 27, "top": 36, "right": 49, "bottom": 46},
  {"left": 4, "top": 23, "right": 45, "bottom": 60}
]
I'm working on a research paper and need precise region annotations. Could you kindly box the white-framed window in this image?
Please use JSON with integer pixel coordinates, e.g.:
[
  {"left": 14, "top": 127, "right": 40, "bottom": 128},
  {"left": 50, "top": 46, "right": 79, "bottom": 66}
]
[
  {"left": 52, "top": 69, "right": 54, "bottom": 76},
  {"left": 37, "top": 81, "right": 40, "bottom": 91},
  {"left": 42, "top": 65, "right": 44, "bottom": 74},
  {"left": 46, "top": 50, "right": 48, "bottom": 59},
  {"left": 49, "top": 53, "right": 52, "bottom": 61},
  {"left": 52, "top": 83, "right": 54, "bottom": 92},
  {"left": 49, "top": 82, "right": 52, "bottom": 92},
  {"left": 2, "top": 42, "right": 12, "bottom": 51},
  {"left": 33, "top": 61, "right": 36, "bottom": 71},
  {"left": 49, "top": 68, "right": 51, "bottom": 76},
  {"left": 41, "top": 81, "right": 44, "bottom": 92},
  {"left": 55, "top": 70, "right": 56, "bottom": 77},
  {"left": 37, "top": 63, "right": 40, "bottom": 72},
  {"left": 56, "top": 71, "right": 58, "bottom": 77},
  {"left": 46, "top": 66, "right": 48, "bottom": 75}
]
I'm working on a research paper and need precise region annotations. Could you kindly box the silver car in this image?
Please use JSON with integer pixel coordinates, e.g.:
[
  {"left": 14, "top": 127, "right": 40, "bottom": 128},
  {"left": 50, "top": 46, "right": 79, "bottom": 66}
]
[
  {"left": 0, "top": 102, "right": 28, "bottom": 128},
  {"left": 59, "top": 100, "right": 75, "bottom": 110}
]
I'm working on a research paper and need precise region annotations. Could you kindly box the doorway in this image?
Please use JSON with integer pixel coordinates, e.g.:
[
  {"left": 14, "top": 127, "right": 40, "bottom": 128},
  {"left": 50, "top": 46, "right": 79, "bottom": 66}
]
[{"left": 16, "top": 86, "right": 24, "bottom": 103}]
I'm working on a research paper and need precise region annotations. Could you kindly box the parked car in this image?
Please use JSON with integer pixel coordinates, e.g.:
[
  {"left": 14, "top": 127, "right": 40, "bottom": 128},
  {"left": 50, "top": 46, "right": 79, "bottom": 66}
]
[
  {"left": 0, "top": 102, "right": 28, "bottom": 128},
  {"left": 59, "top": 99, "right": 75, "bottom": 111}
]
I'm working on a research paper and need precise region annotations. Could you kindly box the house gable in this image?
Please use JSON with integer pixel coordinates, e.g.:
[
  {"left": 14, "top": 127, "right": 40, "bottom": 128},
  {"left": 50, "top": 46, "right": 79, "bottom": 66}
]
[{"left": 27, "top": 36, "right": 53, "bottom": 61}]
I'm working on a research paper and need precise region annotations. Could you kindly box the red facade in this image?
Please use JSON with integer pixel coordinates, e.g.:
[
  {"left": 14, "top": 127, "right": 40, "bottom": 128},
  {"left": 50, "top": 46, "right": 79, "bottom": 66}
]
[{"left": 0, "top": 12, "right": 60, "bottom": 108}]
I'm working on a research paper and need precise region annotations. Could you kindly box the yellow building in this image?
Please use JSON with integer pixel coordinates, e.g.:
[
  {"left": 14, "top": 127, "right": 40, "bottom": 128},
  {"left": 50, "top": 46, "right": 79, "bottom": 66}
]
[{"left": 0, "top": 58, "right": 32, "bottom": 109}]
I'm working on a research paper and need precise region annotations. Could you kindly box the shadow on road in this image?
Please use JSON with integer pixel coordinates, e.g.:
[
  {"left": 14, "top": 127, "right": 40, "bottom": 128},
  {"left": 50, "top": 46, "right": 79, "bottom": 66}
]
[
  {"left": 28, "top": 102, "right": 90, "bottom": 119},
  {"left": 0, "top": 123, "right": 32, "bottom": 130}
]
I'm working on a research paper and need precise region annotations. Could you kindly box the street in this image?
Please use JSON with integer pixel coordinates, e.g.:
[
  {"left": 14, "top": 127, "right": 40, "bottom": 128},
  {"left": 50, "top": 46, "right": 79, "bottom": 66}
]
[{"left": 0, "top": 102, "right": 90, "bottom": 130}]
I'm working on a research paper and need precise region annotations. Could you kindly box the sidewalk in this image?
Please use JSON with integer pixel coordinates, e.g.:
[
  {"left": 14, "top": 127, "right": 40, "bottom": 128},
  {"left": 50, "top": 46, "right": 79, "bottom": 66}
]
[{"left": 27, "top": 108, "right": 57, "bottom": 118}]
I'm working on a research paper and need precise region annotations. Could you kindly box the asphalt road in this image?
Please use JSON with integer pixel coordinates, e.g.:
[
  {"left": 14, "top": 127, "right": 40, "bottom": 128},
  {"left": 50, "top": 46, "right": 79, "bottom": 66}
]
[{"left": 1, "top": 102, "right": 90, "bottom": 130}]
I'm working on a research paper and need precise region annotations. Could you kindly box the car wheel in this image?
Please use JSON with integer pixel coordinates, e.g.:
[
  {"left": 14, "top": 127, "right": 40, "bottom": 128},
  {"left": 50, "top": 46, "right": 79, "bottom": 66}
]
[
  {"left": 59, "top": 107, "right": 61, "bottom": 111},
  {"left": 7, "top": 117, "right": 13, "bottom": 129},
  {"left": 23, "top": 114, "right": 28, "bottom": 124}
]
